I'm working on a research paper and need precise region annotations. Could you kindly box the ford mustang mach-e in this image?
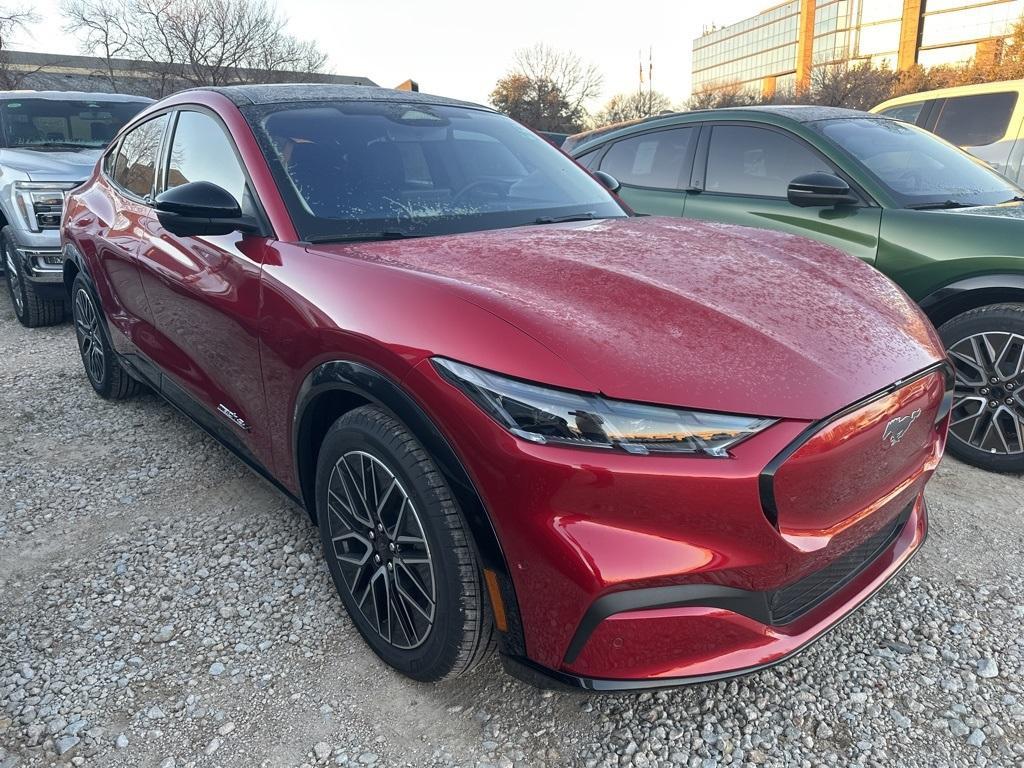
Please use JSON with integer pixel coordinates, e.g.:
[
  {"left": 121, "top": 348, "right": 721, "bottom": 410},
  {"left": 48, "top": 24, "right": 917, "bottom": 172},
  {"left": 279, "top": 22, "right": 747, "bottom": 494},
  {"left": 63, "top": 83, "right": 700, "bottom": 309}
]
[{"left": 62, "top": 85, "right": 951, "bottom": 689}]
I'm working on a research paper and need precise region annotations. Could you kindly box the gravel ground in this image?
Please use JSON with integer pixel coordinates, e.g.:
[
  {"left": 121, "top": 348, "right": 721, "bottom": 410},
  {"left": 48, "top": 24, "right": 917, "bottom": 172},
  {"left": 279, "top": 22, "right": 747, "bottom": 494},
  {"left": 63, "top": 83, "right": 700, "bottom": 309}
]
[{"left": 1, "top": 295, "right": 1023, "bottom": 768}]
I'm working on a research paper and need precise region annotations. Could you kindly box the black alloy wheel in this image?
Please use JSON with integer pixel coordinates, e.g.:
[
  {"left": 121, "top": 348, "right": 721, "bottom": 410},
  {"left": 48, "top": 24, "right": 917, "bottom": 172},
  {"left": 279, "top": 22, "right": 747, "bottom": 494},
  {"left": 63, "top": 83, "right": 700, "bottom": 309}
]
[
  {"left": 941, "top": 304, "right": 1024, "bottom": 473},
  {"left": 315, "top": 405, "right": 494, "bottom": 680}
]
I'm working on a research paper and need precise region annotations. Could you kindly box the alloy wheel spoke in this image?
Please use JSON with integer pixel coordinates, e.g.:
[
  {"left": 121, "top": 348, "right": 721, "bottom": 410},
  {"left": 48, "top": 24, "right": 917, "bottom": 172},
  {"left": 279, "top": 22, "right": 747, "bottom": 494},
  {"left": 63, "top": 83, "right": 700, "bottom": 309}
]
[
  {"left": 389, "top": 577, "right": 420, "bottom": 645},
  {"left": 325, "top": 450, "right": 436, "bottom": 650}
]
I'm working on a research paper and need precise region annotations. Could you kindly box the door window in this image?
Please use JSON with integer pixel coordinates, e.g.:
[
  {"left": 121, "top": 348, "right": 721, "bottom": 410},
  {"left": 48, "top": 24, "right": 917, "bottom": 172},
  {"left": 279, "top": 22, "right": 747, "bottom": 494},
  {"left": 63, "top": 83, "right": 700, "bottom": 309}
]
[
  {"left": 574, "top": 149, "right": 600, "bottom": 170},
  {"left": 932, "top": 92, "right": 1018, "bottom": 147},
  {"left": 165, "top": 110, "right": 248, "bottom": 204},
  {"left": 599, "top": 128, "right": 696, "bottom": 189},
  {"left": 112, "top": 114, "right": 169, "bottom": 199},
  {"left": 705, "top": 125, "right": 832, "bottom": 198},
  {"left": 878, "top": 102, "right": 926, "bottom": 124}
]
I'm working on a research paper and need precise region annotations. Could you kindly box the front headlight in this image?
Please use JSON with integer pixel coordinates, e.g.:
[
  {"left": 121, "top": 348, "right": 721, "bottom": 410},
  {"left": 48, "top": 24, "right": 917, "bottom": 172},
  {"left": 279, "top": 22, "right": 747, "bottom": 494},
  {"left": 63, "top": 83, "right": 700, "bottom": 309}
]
[
  {"left": 433, "top": 358, "right": 775, "bottom": 457},
  {"left": 12, "top": 181, "right": 77, "bottom": 232}
]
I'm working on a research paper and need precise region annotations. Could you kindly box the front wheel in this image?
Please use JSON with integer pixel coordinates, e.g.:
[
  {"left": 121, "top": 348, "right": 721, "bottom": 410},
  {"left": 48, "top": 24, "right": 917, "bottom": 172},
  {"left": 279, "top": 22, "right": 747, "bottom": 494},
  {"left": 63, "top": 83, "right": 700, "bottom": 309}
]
[
  {"left": 315, "top": 405, "right": 494, "bottom": 681},
  {"left": 939, "top": 303, "right": 1024, "bottom": 473},
  {"left": 71, "top": 273, "right": 144, "bottom": 400},
  {"left": 3, "top": 233, "right": 65, "bottom": 327}
]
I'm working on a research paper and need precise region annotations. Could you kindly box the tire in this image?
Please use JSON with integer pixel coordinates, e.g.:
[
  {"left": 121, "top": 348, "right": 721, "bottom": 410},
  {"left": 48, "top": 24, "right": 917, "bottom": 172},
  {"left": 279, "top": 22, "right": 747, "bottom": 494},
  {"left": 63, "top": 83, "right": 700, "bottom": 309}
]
[
  {"left": 3, "top": 233, "right": 65, "bottom": 327},
  {"left": 71, "top": 273, "right": 143, "bottom": 400},
  {"left": 939, "top": 303, "right": 1024, "bottom": 473},
  {"left": 315, "top": 405, "right": 494, "bottom": 681}
]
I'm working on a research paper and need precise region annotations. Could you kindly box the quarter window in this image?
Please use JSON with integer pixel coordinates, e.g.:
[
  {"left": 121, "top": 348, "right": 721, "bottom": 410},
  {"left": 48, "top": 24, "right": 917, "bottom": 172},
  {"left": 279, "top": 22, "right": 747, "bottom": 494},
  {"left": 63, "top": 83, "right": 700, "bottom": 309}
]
[
  {"left": 932, "top": 92, "right": 1018, "bottom": 147},
  {"left": 599, "top": 128, "right": 696, "bottom": 189},
  {"left": 165, "top": 110, "right": 247, "bottom": 204},
  {"left": 112, "top": 114, "right": 169, "bottom": 199},
  {"left": 705, "top": 125, "right": 832, "bottom": 198}
]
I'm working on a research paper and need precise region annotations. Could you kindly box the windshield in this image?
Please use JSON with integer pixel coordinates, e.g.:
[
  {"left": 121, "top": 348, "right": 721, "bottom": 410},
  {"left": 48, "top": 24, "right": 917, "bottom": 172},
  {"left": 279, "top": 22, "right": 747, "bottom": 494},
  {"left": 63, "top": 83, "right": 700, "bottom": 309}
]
[
  {"left": 0, "top": 98, "right": 150, "bottom": 150},
  {"left": 245, "top": 100, "right": 625, "bottom": 241},
  {"left": 812, "top": 117, "right": 1022, "bottom": 209}
]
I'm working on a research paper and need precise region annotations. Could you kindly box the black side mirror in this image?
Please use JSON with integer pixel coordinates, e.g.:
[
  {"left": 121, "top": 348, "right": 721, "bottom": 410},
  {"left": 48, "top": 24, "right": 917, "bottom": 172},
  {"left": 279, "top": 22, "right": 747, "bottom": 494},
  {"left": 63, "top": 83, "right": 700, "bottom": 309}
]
[
  {"left": 155, "top": 181, "right": 260, "bottom": 237},
  {"left": 787, "top": 172, "right": 859, "bottom": 208},
  {"left": 593, "top": 170, "right": 621, "bottom": 193}
]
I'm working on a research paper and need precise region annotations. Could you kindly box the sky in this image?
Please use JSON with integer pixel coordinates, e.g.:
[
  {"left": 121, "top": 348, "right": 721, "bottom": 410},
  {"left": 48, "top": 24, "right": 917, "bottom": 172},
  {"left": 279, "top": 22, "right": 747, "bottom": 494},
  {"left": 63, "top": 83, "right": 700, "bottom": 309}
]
[{"left": 17, "top": 0, "right": 772, "bottom": 109}]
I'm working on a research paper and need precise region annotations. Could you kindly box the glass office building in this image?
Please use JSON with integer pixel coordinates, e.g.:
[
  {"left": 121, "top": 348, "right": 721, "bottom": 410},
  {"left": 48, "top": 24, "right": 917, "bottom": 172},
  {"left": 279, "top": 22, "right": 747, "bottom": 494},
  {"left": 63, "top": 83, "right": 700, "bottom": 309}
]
[{"left": 692, "top": 0, "right": 1024, "bottom": 96}]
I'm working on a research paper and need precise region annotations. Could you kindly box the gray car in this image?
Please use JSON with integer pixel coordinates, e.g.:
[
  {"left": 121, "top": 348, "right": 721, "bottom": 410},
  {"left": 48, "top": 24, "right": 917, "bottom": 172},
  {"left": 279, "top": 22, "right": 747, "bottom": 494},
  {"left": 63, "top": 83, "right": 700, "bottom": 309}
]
[{"left": 1, "top": 90, "right": 151, "bottom": 326}]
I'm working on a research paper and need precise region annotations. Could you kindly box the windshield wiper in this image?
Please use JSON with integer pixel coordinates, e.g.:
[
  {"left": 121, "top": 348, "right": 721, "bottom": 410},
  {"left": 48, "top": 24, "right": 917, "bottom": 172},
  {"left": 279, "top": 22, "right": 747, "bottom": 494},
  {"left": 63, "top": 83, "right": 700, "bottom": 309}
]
[
  {"left": 24, "top": 141, "right": 100, "bottom": 149},
  {"left": 533, "top": 212, "right": 597, "bottom": 224},
  {"left": 1002, "top": 195, "right": 1024, "bottom": 204},
  {"left": 908, "top": 200, "right": 974, "bottom": 210},
  {"left": 304, "top": 231, "right": 424, "bottom": 244}
]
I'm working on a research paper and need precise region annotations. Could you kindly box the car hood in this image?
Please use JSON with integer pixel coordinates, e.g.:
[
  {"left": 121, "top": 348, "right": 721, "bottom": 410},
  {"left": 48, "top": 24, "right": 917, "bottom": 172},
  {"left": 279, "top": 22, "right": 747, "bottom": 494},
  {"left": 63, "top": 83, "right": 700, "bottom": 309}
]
[
  {"left": 0, "top": 147, "right": 101, "bottom": 182},
  {"left": 318, "top": 217, "right": 943, "bottom": 421}
]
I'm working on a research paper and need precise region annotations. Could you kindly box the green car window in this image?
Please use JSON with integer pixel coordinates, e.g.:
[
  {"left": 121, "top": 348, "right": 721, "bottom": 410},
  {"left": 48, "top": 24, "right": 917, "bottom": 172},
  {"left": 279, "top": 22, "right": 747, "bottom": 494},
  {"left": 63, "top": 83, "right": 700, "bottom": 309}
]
[{"left": 814, "top": 118, "right": 1022, "bottom": 208}]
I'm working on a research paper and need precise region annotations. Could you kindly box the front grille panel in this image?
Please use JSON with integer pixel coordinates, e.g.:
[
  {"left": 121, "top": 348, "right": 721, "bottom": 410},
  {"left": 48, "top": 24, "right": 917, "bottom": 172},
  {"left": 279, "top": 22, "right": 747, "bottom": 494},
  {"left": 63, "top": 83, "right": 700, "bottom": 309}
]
[{"left": 768, "top": 503, "right": 911, "bottom": 625}]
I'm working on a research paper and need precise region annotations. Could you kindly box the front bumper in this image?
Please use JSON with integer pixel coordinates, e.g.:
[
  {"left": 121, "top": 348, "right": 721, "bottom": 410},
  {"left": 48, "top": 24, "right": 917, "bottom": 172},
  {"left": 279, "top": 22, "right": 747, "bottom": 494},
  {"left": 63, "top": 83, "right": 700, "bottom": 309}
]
[
  {"left": 404, "top": 359, "right": 948, "bottom": 689},
  {"left": 5, "top": 228, "right": 63, "bottom": 283},
  {"left": 501, "top": 495, "right": 927, "bottom": 691}
]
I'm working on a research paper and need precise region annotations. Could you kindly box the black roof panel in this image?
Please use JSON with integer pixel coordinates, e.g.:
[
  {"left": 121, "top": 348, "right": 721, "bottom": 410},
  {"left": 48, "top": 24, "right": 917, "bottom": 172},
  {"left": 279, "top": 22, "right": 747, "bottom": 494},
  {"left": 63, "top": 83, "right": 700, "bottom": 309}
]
[{"left": 190, "top": 83, "right": 488, "bottom": 111}]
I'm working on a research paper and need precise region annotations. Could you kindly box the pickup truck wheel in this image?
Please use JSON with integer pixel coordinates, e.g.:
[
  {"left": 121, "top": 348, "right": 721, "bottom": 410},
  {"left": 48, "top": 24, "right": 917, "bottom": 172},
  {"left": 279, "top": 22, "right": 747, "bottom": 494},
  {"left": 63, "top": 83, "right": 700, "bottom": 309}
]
[
  {"left": 939, "top": 303, "right": 1024, "bottom": 473},
  {"left": 3, "top": 234, "right": 65, "bottom": 327},
  {"left": 71, "top": 273, "right": 143, "bottom": 400},
  {"left": 315, "top": 405, "right": 494, "bottom": 681}
]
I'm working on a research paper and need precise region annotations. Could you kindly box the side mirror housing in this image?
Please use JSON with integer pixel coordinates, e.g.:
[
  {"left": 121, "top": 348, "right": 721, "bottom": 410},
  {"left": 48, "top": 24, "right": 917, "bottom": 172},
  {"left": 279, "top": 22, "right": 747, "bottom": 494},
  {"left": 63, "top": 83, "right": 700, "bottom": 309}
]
[
  {"left": 593, "top": 170, "right": 621, "bottom": 193},
  {"left": 155, "top": 181, "right": 260, "bottom": 237},
  {"left": 787, "top": 172, "right": 859, "bottom": 208}
]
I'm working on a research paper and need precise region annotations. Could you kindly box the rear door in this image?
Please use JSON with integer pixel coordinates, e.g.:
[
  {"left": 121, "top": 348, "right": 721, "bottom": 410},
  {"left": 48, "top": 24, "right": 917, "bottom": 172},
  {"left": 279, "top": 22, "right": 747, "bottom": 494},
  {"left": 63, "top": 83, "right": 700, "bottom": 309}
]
[
  {"left": 593, "top": 126, "right": 698, "bottom": 216},
  {"left": 683, "top": 122, "right": 882, "bottom": 264},
  {"left": 91, "top": 112, "right": 171, "bottom": 356},
  {"left": 133, "top": 107, "right": 274, "bottom": 465}
]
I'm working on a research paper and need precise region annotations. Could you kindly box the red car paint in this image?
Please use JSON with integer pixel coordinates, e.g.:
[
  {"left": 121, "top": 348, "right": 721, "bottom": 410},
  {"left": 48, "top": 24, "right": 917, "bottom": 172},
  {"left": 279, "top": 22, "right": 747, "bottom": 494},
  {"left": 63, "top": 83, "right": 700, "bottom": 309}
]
[{"left": 62, "top": 87, "right": 950, "bottom": 689}]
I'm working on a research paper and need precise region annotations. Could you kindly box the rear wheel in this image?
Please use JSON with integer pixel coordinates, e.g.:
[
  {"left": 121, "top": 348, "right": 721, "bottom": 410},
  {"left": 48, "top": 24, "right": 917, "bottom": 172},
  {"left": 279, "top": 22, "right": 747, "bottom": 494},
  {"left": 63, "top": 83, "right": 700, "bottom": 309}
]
[
  {"left": 939, "top": 303, "right": 1024, "bottom": 473},
  {"left": 71, "top": 273, "right": 143, "bottom": 400},
  {"left": 315, "top": 405, "right": 493, "bottom": 681},
  {"left": 3, "top": 233, "right": 65, "bottom": 327}
]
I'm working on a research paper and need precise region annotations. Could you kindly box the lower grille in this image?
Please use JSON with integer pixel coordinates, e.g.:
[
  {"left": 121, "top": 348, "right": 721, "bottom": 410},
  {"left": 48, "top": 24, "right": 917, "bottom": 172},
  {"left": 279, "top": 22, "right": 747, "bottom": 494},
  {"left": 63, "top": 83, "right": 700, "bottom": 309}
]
[{"left": 768, "top": 504, "right": 911, "bottom": 625}]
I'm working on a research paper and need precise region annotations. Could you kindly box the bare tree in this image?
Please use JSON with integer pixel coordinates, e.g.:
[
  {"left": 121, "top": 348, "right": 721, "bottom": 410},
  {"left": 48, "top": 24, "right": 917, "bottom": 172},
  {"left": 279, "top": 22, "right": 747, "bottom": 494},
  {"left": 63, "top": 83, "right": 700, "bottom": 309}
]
[
  {"left": 596, "top": 90, "right": 673, "bottom": 126},
  {"left": 687, "top": 81, "right": 764, "bottom": 109},
  {"left": 490, "top": 72, "right": 584, "bottom": 133},
  {"left": 805, "top": 62, "right": 897, "bottom": 111},
  {"left": 61, "top": 0, "right": 329, "bottom": 95},
  {"left": 0, "top": 6, "right": 40, "bottom": 88},
  {"left": 510, "top": 44, "right": 603, "bottom": 122},
  {"left": 61, "top": 0, "right": 132, "bottom": 92}
]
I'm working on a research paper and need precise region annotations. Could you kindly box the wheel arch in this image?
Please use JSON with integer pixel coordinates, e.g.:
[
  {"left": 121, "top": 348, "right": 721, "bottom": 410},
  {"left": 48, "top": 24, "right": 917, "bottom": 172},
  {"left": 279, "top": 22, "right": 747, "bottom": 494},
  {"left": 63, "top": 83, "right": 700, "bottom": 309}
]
[
  {"left": 918, "top": 274, "right": 1024, "bottom": 328},
  {"left": 62, "top": 241, "right": 91, "bottom": 296},
  {"left": 293, "top": 359, "right": 527, "bottom": 657}
]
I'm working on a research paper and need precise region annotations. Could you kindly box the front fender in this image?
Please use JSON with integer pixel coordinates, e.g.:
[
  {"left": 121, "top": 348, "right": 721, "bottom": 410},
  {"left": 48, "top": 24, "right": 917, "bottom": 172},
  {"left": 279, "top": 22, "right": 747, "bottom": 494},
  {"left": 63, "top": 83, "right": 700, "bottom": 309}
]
[{"left": 292, "top": 359, "right": 527, "bottom": 657}]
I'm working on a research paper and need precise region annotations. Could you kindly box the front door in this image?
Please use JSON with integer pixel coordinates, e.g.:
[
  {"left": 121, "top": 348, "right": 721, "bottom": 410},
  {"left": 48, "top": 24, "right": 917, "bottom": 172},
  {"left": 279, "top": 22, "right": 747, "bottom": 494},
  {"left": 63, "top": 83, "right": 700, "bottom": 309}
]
[
  {"left": 683, "top": 123, "right": 882, "bottom": 264},
  {"left": 134, "top": 108, "right": 273, "bottom": 466}
]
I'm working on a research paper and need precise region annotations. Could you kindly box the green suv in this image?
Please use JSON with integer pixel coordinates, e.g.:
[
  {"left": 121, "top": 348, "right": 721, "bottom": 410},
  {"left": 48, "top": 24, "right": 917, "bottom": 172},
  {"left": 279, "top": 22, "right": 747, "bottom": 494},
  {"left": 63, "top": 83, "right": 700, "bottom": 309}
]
[{"left": 566, "top": 106, "right": 1024, "bottom": 473}]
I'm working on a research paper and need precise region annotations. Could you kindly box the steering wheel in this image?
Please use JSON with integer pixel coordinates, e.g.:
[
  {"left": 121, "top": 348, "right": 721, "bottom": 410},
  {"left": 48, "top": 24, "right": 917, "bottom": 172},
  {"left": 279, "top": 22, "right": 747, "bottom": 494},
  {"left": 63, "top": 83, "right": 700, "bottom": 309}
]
[{"left": 452, "top": 178, "right": 512, "bottom": 204}]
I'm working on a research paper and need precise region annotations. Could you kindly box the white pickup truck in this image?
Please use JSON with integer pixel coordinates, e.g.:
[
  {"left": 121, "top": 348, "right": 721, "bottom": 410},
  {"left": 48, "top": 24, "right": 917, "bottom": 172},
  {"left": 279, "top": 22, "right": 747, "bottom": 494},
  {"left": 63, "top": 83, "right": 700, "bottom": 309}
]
[{"left": 1, "top": 90, "right": 151, "bottom": 326}]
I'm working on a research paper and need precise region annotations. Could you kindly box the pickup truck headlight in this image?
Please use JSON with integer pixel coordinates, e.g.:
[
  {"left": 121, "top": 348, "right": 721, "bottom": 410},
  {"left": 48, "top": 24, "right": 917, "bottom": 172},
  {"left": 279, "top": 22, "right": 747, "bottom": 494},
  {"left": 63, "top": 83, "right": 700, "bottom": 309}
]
[
  {"left": 433, "top": 358, "right": 775, "bottom": 457},
  {"left": 12, "top": 181, "right": 77, "bottom": 233}
]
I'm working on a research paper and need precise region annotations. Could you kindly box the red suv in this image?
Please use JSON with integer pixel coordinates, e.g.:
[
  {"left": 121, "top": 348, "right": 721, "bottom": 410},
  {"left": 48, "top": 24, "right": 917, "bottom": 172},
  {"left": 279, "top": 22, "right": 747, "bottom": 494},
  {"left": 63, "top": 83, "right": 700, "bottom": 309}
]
[{"left": 61, "top": 85, "right": 951, "bottom": 690}]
